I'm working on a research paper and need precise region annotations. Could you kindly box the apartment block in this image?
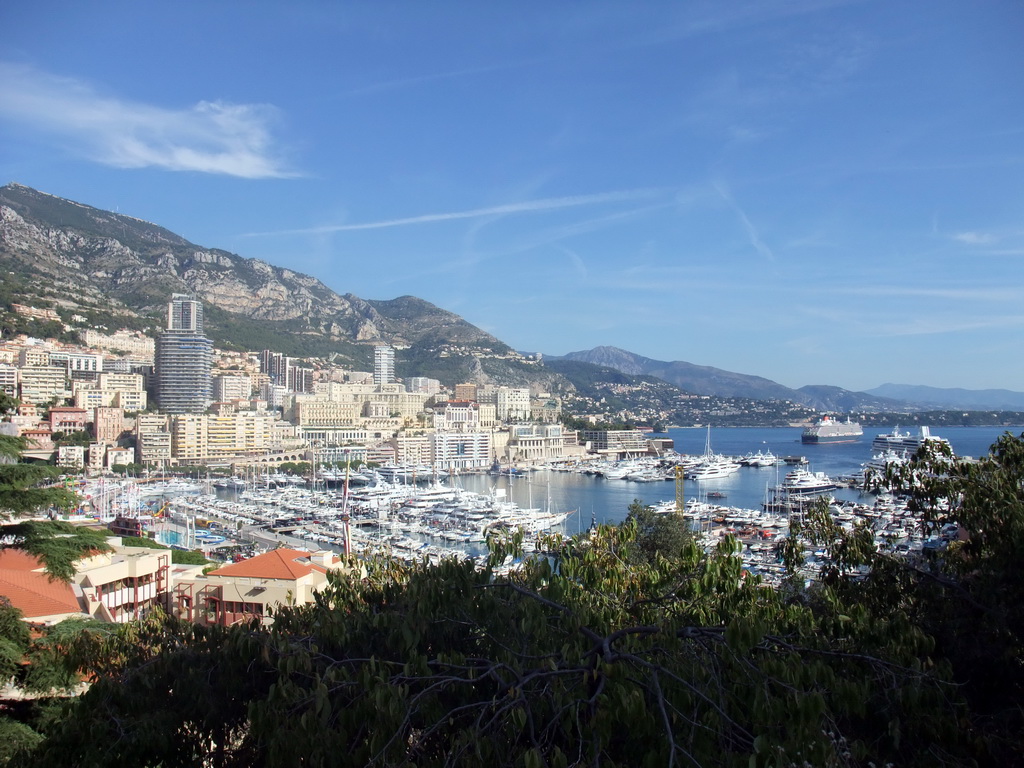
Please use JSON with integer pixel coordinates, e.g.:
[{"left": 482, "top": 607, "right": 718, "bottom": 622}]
[
  {"left": 49, "top": 407, "right": 88, "bottom": 433},
  {"left": 92, "top": 406, "right": 125, "bottom": 444},
  {"left": 212, "top": 374, "right": 252, "bottom": 402},
  {"left": 19, "top": 365, "right": 70, "bottom": 405},
  {"left": 0, "top": 364, "right": 18, "bottom": 396},
  {"left": 432, "top": 430, "right": 492, "bottom": 471}
]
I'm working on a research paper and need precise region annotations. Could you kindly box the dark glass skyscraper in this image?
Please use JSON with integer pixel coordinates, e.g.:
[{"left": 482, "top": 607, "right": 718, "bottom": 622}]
[{"left": 155, "top": 294, "right": 212, "bottom": 413}]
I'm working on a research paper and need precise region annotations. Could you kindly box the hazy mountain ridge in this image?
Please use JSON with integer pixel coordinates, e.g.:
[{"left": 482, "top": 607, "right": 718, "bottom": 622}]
[
  {"left": 557, "top": 346, "right": 1020, "bottom": 413},
  {"left": 865, "top": 384, "right": 1024, "bottom": 412},
  {"left": 558, "top": 346, "right": 841, "bottom": 408}
]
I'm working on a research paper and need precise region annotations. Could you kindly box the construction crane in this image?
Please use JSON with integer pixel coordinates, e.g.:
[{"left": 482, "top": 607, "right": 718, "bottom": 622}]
[{"left": 675, "top": 465, "right": 686, "bottom": 514}]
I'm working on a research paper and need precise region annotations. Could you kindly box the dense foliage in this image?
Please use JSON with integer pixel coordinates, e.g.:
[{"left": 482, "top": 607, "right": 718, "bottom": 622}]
[{"left": 7, "top": 431, "right": 1024, "bottom": 766}]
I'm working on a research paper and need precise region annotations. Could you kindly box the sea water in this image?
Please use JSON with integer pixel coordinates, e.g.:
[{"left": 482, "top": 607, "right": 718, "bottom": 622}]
[{"left": 452, "top": 425, "right": 1021, "bottom": 532}]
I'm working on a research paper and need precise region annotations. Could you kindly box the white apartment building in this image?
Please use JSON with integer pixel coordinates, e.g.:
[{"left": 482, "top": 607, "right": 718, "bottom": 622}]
[
  {"left": 433, "top": 400, "right": 480, "bottom": 432},
  {"left": 373, "top": 345, "right": 395, "bottom": 386},
  {"left": 57, "top": 444, "right": 86, "bottom": 471},
  {"left": 136, "top": 414, "right": 171, "bottom": 467},
  {"left": 87, "top": 442, "right": 107, "bottom": 473},
  {"left": 49, "top": 351, "right": 104, "bottom": 374},
  {"left": 212, "top": 374, "right": 253, "bottom": 402},
  {"left": 495, "top": 387, "right": 532, "bottom": 422},
  {"left": 406, "top": 376, "right": 442, "bottom": 395},
  {"left": 432, "top": 430, "right": 492, "bottom": 471},
  {"left": 0, "top": 364, "right": 18, "bottom": 396}
]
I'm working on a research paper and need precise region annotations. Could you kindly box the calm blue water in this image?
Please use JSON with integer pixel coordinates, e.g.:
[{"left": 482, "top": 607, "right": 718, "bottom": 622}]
[{"left": 452, "top": 425, "right": 1021, "bottom": 531}]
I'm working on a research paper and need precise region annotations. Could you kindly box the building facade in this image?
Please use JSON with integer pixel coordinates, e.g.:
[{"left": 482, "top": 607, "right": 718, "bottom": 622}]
[
  {"left": 373, "top": 345, "right": 395, "bottom": 386},
  {"left": 155, "top": 295, "right": 213, "bottom": 414}
]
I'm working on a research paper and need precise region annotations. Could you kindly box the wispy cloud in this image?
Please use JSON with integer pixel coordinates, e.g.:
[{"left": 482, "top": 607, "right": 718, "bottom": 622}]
[
  {"left": 0, "top": 62, "right": 296, "bottom": 178},
  {"left": 871, "top": 314, "right": 1024, "bottom": 337},
  {"left": 713, "top": 181, "right": 775, "bottom": 262},
  {"left": 245, "top": 188, "right": 664, "bottom": 236},
  {"left": 832, "top": 285, "right": 1022, "bottom": 302},
  {"left": 952, "top": 231, "right": 997, "bottom": 245}
]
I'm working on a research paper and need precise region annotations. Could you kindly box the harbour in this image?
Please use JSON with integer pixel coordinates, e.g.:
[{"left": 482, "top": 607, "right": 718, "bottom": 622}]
[{"left": 81, "top": 426, "right": 1018, "bottom": 575}]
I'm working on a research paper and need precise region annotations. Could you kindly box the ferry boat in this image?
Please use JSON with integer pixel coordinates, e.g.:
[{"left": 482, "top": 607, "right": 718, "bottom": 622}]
[{"left": 801, "top": 415, "right": 863, "bottom": 444}]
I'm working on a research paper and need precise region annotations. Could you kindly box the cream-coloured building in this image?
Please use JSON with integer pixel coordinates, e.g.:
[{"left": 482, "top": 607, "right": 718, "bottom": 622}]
[
  {"left": 173, "top": 548, "right": 344, "bottom": 627},
  {"left": 387, "top": 434, "right": 434, "bottom": 467},
  {"left": 168, "top": 411, "right": 281, "bottom": 464},
  {"left": 170, "top": 414, "right": 209, "bottom": 463},
  {"left": 80, "top": 329, "right": 156, "bottom": 358},
  {"left": 73, "top": 542, "right": 176, "bottom": 623},
  {"left": 18, "top": 348, "right": 52, "bottom": 367},
  {"left": 73, "top": 372, "right": 148, "bottom": 411},
  {"left": 57, "top": 444, "right": 86, "bottom": 471},
  {"left": 18, "top": 365, "right": 70, "bottom": 405},
  {"left": 504, "top": 424, "right": 583, "bottom": 463},
  {"left": 495, "top": 387, "right": 532, "bottom": 422}
]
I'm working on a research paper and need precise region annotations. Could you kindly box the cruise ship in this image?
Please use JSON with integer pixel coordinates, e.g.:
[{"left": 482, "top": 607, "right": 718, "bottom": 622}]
[
  {"left": 801, "top": 415, "right": 863, "bottom": 444},
  {"left": 871, "top": 426, "right": 952, "bottom": 456}
]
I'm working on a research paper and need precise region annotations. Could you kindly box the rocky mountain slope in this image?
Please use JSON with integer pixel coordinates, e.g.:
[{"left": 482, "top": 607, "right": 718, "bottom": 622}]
[{"left": 0, "top": 183, "right": 503, "bottom": 364}]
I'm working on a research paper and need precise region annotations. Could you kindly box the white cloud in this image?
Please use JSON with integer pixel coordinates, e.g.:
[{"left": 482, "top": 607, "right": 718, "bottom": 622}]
[
  {"left": 952, "top": 231, "right": 997, "bottom": 245},
  {"left": 0, "top": 62, "right": 296, "bottom": 178},
  {"left": 246, "top": 188, "right": 665, "bottom": 236}
]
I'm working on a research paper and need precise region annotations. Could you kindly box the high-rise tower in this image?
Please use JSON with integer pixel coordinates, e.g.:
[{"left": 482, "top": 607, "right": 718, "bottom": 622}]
[
  {"left": 373, "top": 345, "right": 395, "bottom": 386},
  {"left": 167, "top": 294, "right": 203, "bottom": 332},
  {"left": 155, "top": 295, "right": 212, "bottom": 414}
]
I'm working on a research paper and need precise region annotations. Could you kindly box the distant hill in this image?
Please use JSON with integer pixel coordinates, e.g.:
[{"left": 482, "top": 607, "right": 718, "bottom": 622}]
[
  {"left": 557, "top": 346, "right": 918, "bottom": 412},
  {"left": 559, "top": 346, "right": 802, "bottom": 400},
  {"left": 864, "top": 383, "right": 1024, "bottom": 411},
  {"left": 796, "top": 385, "right": 912, "bottom": 413}
]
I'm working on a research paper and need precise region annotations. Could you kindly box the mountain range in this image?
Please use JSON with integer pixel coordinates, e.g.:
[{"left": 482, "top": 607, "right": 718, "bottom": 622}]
[{"left": 2, "top": 182, "right": 1020, "bottom": 414}]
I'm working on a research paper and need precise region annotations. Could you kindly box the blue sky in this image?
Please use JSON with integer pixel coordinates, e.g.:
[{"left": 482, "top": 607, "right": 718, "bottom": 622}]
[{"left": 1, "top": 1, "right": 1022, "bottom": 392}]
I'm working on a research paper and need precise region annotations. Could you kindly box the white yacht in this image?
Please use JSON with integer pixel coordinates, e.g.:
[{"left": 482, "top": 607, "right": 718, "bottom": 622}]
[{"left": 685, "top": 426, "right": 740, "bottom": 480}]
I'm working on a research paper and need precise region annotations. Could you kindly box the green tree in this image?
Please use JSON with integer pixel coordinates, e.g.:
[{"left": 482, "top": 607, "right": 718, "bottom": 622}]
[
  {"left": 781, "top": 433, "right": 1024, "bottom": 764},
  {"left": 31, "top": 524, "right": 970, "bottom": 767},
  {"left": 1, "top": 392, "right": 110, "bottom": 578},
  {"left": 623, "top": 498, "right": 697, "bottom": 565},
  {"left": 0, "top": 392, "right": 114, "bottom": 762}
]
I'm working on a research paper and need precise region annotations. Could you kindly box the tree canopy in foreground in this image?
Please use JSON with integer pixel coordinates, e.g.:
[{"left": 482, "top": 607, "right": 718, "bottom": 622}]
[{"left": 13, "top": 433, "right": 1024, "bottom": 767}]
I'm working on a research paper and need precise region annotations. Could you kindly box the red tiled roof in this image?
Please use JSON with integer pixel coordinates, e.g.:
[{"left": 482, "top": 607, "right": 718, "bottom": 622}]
[
  {"left": 0, "top": 552, "right": 81, "bottom": 619},
  {"left": 206, "top": 548, "right": 337, "bottom": 581},
  {"left": 0, "top": 549, "right": 47, "bottom": 572}
]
